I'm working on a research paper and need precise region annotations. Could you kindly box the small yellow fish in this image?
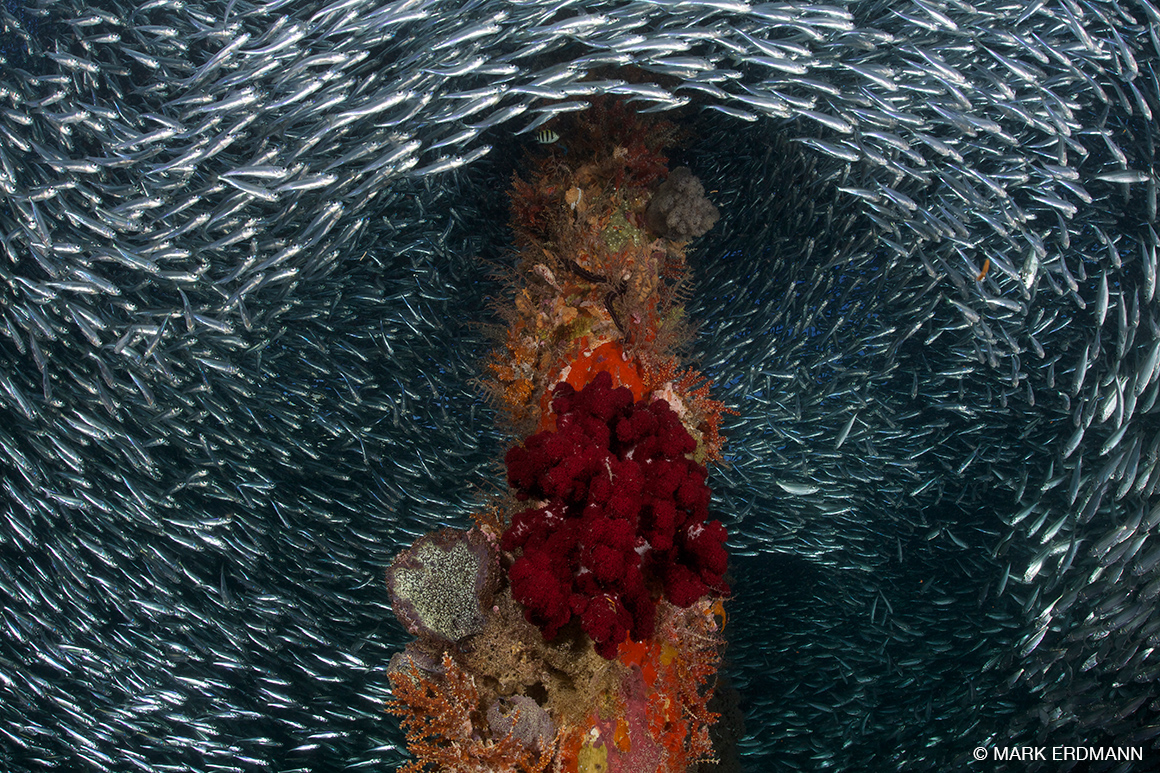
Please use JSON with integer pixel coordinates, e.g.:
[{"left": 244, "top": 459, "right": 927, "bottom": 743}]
[{"left": 535, "top": 129, "right": 559, "bottom": 145}]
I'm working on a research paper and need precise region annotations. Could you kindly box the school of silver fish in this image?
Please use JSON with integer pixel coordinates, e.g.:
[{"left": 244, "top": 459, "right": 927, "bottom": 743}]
[{"left": 0, "top": 0, "right": 1158, "bottom": 770}]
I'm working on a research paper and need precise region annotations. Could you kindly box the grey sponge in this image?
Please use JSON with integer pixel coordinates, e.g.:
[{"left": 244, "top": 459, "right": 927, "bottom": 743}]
[
  {"left": 487, "top": 696, "right": 556, "bottom": 749},
  {"left": 645, "top": 167, "right": 720, "bottom": 241}
]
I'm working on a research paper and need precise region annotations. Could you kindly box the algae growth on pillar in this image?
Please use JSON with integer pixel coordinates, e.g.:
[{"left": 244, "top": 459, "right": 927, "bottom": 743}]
[{"left": 384, "top": 97, "right": 734, "bottom": 773}]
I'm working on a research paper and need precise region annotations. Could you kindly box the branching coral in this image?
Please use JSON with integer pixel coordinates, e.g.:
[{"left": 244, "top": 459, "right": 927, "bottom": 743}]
[
  {"left": 502, "top": 371, "right": 729, "bottom": 659},
  {"left": 645, "top": 599, "right": 725, "bottom": 766},
  {"left": 643, "top": 355, "right": 738, "bottom": 463},
  {"left": 386, "top": 653, "right": 554, "bottom": 773}
]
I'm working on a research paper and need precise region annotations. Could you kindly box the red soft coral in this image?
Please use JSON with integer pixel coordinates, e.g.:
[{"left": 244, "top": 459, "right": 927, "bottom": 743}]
[
  {"left": 508, "top": 550, "right": 572, "bottom": 638},
  {"left": 580, "top": 593, "right": 633, "bottom": 659},
  {"left": 501, "top": 372, "right": 728, "bottom": 658}
]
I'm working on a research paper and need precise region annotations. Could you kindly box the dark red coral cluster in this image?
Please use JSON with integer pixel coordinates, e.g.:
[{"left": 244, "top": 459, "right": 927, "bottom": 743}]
[{"left": 501, "top": 371, "right": 728, "bottom": 659}]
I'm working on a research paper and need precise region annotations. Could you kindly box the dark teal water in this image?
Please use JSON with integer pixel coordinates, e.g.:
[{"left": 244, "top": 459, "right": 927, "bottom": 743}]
[{"left": 1, "top": 2, "right": 1158, "bottom": 771}]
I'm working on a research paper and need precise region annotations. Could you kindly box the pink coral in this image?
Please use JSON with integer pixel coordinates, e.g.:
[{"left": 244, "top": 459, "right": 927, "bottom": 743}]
[{"left": 502, "top": 372, "right": 728, "bottom": 658}]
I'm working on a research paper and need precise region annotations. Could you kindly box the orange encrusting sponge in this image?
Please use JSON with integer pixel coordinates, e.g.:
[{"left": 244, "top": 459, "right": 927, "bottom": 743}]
[{"left": 538, "top": 340, "right": 647, "bottom": 431}]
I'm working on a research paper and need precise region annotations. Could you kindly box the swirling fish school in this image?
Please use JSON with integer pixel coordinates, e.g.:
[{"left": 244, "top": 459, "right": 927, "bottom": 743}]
[{"left": 385, "top": 98, "right": 732, "bottom": 773}]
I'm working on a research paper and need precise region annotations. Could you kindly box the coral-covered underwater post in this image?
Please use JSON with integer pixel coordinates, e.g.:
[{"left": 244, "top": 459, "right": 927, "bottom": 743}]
[{"left": 384, "top": 97, "right": 733, "bottom": 773}]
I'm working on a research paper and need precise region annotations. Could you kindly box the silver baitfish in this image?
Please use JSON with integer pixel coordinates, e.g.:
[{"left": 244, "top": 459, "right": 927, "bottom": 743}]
[{"left": 0, "top": 0, "right": 1158, "bottom": 770}]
